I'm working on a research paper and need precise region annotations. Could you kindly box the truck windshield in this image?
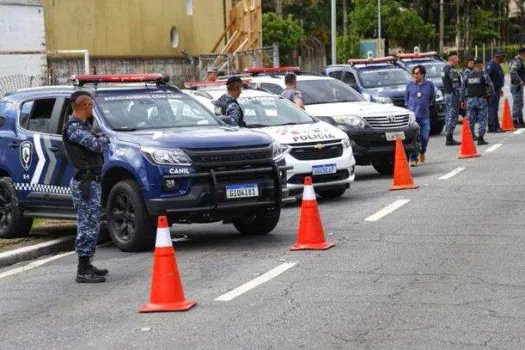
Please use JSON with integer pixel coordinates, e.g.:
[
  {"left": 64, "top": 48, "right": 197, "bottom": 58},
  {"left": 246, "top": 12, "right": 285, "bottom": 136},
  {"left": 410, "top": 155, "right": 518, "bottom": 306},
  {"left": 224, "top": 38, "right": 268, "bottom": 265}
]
[
  {"left": 405, "top": 60, "right": 446, "bottom": 78},
  {"left": 297, "top": 79, "right": 365, "bottom": 105},
  {"left": 238, "top": 96, "right": 315, "bottom": 128},
  {"left": 96, "top": 93, "right": 220, "bottom": 131},
  {"left": 357, "top": 68, "right": 411, "bottom": 88}
]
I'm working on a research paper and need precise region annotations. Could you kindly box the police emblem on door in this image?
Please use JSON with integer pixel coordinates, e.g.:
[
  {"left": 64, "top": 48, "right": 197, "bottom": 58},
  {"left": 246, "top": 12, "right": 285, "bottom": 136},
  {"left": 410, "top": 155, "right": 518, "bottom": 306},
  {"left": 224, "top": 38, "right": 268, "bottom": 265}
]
[{"left": 20, "top": 141, "right": 33, "bottom": 171}]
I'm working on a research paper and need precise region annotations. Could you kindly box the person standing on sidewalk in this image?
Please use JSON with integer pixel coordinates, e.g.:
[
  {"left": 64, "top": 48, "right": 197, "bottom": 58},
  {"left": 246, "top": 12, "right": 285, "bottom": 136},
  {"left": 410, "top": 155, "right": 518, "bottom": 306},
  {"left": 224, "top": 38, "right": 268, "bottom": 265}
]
[
  {"left": 62, "top": 91, "right": 110, "bottom": 283},
  {"left": 442, "top": 51, "right": 462, "bottom": 146},
  {"left": 485, "top": 51, "right": 506, "bottom": 133},
  {"left": 405, "top": 65, "right": 435, "bottom": 167},
  {"left": 510, "top": 48, "right": 525, "bottom": 127}
]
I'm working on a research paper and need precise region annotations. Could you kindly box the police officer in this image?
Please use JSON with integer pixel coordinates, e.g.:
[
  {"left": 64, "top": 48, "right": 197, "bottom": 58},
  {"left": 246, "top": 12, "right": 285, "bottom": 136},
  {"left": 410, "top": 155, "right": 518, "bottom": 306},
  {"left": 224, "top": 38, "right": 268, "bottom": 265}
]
[
  {"left": 510, "top": 48, "right": 525, "bottom": 127},
  {"left": 62, "top": 91, "right": 110, "bottom": 283},
  {"left": 281, "top": 73, "right": 305, "bottom": 110},
  {"left": 486, "top": 51, "right": 506, "bottom": 132},
  {"left": 459, "top": 56, "right": 476, "bottom": 122},
  {"left": 206, "top": 67, "right": 218, "bottom": 82},
  {"left": 461, "top": 57, "right": 495, "bottom": 145},
  {"left": 212, "top": 76, "right": 245, "bottom": 126},
  {"left": 442, "top": 51, "right": 462, "bottom": 146}
]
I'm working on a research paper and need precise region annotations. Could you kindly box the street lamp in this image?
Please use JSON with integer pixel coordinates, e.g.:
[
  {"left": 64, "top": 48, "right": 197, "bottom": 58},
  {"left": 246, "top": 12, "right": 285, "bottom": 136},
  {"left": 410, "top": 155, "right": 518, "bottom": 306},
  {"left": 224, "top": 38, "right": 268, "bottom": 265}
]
[
  {"left": 331, "top": 0, "right": 336, "bottom": 65},
  {"left": 378, "top": 0, "right": 382, "bottom": 57}
]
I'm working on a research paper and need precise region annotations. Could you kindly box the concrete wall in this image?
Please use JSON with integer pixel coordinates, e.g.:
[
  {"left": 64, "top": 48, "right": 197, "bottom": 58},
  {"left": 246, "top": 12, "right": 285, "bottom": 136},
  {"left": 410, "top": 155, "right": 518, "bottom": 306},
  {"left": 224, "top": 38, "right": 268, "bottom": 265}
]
[
  {"left": 0, "top": 3, "right": 47, "bottom": 77},
  {"left": 40, "top": 0, "right": 231, "bottom": 57}
]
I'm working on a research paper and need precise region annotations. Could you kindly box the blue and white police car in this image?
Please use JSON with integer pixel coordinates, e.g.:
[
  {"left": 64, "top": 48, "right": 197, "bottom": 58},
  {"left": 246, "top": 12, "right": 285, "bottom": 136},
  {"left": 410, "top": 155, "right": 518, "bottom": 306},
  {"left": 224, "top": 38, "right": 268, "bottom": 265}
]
[
  {"left": 0, "top": 74, "right": 291, "bottom": 251},
  {"left": 183, "top": 81, "right": 356, "bottom": 198}
]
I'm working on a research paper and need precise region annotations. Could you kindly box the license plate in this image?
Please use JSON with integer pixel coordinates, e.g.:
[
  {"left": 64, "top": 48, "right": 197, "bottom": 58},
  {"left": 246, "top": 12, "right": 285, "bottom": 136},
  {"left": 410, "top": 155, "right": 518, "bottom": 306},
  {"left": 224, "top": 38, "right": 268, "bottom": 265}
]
[
  {"left": 225, "top": 184, "right": 259, "bottom": 199},
  {"left": 385, "top": 131, "right": 406, "bottom": 141},
  {"left": 312, "top": 163, "right": 337, "bottom": 175}
]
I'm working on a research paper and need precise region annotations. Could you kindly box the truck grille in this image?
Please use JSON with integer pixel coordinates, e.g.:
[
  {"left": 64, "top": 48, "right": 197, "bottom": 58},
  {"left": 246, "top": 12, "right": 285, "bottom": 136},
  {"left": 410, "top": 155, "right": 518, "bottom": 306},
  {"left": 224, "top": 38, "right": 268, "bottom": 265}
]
[
  {"left": 184, "top": 144, "right": 273, "bottom": 168},
  {"left": 290, "top": 142, "right": 343, "bottom": 161},
  {"left": 288, "top": 170, "right": 349, "bottom": 184},
  {"left": 364, "top": 114, "right": 409, "bottom": 130}
]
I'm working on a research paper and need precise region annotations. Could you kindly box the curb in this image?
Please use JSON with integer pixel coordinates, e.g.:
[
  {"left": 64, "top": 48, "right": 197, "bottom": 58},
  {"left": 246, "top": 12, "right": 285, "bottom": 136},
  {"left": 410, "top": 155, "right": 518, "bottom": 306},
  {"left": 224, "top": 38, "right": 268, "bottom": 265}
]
[{"left": 0, "top": 236, "right": 75, "bottom": 269}]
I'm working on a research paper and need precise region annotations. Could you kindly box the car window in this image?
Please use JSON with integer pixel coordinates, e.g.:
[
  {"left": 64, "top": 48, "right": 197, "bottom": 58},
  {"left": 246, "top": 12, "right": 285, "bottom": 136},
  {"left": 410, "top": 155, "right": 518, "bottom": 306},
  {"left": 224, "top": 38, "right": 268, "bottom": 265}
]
[
  {"left": 356, "top": 68, "right": 411, "bottom": 88},
  {"left": 328, "top": 71, "right": 343, "bottom": 80},
  {"left": 405, "top": 60, "right": 446, "bottom": 78},
  {"left": 342, "top": 72, "right": 358, "bottom": 87},
  {"left": 237, "top": 96, "right": 315, "bottom": 127},
  {"left": 0, "top": 101, "right": 11, "bottom": 128},
  {"left": 260, "top": 83, "right": 283, "bottom": 95},
  {"left": 96, "top": 93, "right": 219, "bottom": 131},
  {"left": 297, "top": 79, "right": 365, "bottom": 105},
  {"left": 19, "top": 98, "right": 55, "bottom": 134}
]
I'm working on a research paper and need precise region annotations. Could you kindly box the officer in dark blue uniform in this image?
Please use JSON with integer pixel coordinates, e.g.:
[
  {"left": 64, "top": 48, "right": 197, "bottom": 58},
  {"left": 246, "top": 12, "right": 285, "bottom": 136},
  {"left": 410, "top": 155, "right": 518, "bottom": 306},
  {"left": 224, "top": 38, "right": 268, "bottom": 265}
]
[
  {"left": 212, "top": 76, "right": 246, "bottom": 127},
  {"left": 510, "top": 48, "right": 525, "bottom": 127},
  {"left": 461, "top": 57, "right": 495, "bottom": 145},
  {"left": 459, "top": 56, "right": 475, "bottom": 122},
  {"left": 442, "top": 51, "right": 462, "bottom": 146},
  {"left": 486, "top": 51, "right": 506, "bottom": 132},
  {"left": 62, "top": 91, "right": 110, "bottom": 283}
]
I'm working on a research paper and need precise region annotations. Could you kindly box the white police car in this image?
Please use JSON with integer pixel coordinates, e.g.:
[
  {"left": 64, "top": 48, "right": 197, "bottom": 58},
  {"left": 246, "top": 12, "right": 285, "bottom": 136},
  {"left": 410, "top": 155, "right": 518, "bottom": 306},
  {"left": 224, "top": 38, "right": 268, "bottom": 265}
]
[{"left": 183, "top": 82, "right": 356, "bottom": 198}]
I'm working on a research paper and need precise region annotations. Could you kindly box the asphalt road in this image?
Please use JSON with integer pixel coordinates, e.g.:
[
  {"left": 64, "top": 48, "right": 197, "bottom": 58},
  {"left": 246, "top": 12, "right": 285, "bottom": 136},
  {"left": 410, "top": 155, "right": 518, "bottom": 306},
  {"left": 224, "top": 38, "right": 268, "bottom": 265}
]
[{"left": 2, "top": 96, "right": 525, "bottom": 350}]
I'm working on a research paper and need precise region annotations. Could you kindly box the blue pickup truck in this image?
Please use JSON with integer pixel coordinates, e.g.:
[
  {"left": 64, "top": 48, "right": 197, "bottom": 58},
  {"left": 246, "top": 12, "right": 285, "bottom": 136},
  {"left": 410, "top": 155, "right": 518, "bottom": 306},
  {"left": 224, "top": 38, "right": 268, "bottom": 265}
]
[{"left": 0, "top": 74, "right": 291, "bottom": 251}]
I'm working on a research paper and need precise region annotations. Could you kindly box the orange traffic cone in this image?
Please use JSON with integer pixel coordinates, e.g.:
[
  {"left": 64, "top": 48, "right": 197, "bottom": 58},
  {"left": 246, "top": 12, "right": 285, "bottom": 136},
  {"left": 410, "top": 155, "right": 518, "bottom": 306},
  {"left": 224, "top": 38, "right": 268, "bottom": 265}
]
[
  {"left": 390, "top": 137, "right": 418, "bottom": 191},
  {"left": 458, "top": 117, "right": 480, "bottom": 159},
  {"left": 290, "top": 177, "right": 335, "bottom": 251},
  {"left": 500, "top": 98, "right": 516, "bottom": 131},
  {"left": 139, "top": 216, "right": 196, "bottom": 313}
]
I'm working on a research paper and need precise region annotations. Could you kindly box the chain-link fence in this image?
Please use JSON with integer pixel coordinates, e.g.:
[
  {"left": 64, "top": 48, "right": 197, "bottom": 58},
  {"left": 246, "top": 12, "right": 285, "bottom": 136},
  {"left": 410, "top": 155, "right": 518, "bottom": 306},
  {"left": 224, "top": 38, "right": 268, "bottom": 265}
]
[{"left": 0, "top": 74, "right": 48, "bottom": 98}]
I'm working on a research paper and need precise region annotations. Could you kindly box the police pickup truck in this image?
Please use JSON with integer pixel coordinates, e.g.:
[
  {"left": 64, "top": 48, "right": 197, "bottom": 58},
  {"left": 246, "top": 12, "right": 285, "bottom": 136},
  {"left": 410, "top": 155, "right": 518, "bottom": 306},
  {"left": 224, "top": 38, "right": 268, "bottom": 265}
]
[
  {"left": 322, "top": 56, "right": 446, "bottom": 135},
  {"left": 224, "top": 67, "right": 420, "bottom": 175},
  {"left": 0, "top": 74, "right": 291, "bottom": 251}
]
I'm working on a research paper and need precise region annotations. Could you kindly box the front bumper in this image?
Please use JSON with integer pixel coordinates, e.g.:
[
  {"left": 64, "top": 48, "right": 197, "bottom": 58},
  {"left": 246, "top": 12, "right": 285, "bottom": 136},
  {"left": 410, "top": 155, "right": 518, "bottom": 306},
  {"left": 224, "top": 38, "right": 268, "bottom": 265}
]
[
  {"left": 431, "top": 101, "right": 446, "bottom": 124},
  {"left": 146, "top": 165, "right": 295, "bottom": 218}
]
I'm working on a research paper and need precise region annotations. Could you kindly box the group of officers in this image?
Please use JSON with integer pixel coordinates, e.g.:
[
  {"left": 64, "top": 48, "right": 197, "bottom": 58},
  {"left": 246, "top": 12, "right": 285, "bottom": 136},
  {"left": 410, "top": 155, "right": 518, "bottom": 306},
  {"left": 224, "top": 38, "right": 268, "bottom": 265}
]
[{"left": 442, "top": 48, "right": 525, "bottom": 146}]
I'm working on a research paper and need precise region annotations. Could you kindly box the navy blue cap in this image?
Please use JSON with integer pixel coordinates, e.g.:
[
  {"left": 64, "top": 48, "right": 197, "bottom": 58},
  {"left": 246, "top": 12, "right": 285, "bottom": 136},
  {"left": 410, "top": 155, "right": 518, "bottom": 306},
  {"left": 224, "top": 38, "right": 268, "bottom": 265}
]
[
  {"left": 447, "top": 51, "right": 458, "bottom": 58},
  {"left": 466, "top": 55, "right": 476, "bottom": 62},
  {"left": 226, "top": 76, "right": 243, "bottom": 87},
  {"left": 519, "top": 48, "right": 525, "bottom": 54},
  {"left": 474, "top": 57, "right": 483, "bottom": 64},
  {"left": 494, "top": 51, "right": 505, "bottom": 57}
]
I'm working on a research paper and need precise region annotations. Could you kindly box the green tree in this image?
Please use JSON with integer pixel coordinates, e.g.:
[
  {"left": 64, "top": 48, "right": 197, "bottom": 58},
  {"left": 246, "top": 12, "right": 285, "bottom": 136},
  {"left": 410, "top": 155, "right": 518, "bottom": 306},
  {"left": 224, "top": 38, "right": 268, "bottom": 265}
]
[
  {"left": 336, "top": 33, "right": 360, "bottom": 63},
  {"left": 262, "top": 12, "right": 305, "bottom": 64}
]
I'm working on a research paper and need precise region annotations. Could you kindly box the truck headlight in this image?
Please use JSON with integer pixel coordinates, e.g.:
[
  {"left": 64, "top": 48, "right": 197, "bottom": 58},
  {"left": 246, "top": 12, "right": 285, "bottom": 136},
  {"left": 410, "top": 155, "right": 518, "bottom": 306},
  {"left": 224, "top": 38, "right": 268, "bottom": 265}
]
[
  {"left": 342, "top": 137, "right": 351, "bottom": 149},
  {"left": 272, "top": 141, "right": 284, "bottom": 160},
  {"left": 333, "top": 115, "right": 366, "bottom": 128},
  {"left": 408, "top": 111, "right": 417, "bottom": 124},
  {"left": 141, "top": 147, "right": 192, "bottom": 166},
  {"left": 435, "top": 89, "right": 444, "bottom": 102}
]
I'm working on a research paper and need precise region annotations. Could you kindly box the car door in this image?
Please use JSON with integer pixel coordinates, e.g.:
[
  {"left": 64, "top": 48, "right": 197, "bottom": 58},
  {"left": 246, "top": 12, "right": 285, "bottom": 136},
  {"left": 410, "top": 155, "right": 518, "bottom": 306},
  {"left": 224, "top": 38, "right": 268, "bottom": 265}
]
[{"left": 15, "top": 96, "right": 74, "bottom": 209}]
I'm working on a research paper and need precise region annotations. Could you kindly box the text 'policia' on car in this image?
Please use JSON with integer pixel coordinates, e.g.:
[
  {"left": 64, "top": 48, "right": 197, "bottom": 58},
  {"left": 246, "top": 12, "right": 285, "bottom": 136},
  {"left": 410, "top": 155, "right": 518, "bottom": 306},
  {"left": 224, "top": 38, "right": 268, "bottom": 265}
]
[{"left": 0, "top": 74, "right": 293, "bottom": 252}]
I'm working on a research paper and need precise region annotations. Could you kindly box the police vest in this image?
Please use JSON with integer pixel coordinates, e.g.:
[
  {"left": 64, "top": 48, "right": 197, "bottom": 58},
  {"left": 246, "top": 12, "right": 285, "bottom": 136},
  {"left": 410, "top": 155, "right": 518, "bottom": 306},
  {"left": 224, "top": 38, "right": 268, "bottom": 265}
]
[
  {"left": 466, "top": 71, "right": 486, "bottom": 98},
  {"left": 224, "top": 100, "right": 245, "bottom": 127},
  {"left": 518, "top": 59, "right": 525, "bottom": 81},
  {"left": 62, "top": 118, "right": 104, "bottom": 178},
  {"left": 442, "top": 64, "right": 460, "bottom": 93}
]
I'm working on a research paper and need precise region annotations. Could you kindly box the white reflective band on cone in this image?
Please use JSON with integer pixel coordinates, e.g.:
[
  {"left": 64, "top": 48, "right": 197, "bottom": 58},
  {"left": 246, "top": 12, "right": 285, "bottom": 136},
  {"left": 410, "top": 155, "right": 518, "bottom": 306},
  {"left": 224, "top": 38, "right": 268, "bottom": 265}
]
[
  {"left": 302, "top": 185, "right": 316, "bottom": 201},
  {"left": 155, "top": 227, "right": 172, "bottom": 247}
]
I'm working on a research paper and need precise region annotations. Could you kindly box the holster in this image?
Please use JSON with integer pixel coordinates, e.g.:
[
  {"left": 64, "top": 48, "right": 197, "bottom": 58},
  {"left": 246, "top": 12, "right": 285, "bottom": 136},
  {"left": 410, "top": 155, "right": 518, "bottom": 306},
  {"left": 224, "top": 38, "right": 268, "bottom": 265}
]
[{"left": 74, "top": 170, "right": 102, "bottom": 200}]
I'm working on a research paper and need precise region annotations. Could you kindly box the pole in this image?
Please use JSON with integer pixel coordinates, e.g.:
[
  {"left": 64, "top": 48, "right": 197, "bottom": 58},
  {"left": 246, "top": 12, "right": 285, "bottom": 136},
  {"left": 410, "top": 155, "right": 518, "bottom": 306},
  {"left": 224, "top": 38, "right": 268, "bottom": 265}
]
[
  {"left": 483, "top": 44, "right": 485, "bottom": 64},
  {"left": 331, "top": 0, "right": 336, "bottom": 65},
  {"left": 475, "top": 45, "right": 478, "bottom": 58},
  {"left": 343, "top": 0, "right": 348, "bottom": 38},
  {"left": 439, "top": 0, "right": 444, "bottom": 54},
  {"left": 378, "top": 0, "right": 382, "bottom": 57}
]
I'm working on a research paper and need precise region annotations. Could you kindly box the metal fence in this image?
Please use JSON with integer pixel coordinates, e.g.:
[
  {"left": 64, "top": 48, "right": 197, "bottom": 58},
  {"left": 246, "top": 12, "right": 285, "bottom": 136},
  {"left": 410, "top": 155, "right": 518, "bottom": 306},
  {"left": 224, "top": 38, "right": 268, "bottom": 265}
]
[{"left": 0, "top": 74, "right": 47, "bottom": 98}]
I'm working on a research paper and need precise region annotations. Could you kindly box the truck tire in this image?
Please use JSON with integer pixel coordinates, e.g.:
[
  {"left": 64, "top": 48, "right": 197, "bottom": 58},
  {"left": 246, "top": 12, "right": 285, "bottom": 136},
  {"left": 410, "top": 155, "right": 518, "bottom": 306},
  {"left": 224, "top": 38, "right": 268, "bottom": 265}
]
[
  {"left": 233, "top": 208, "right": 281, "bottom": 235},
  {"left": 430, "top": 121, "right": 445, "bottom": 135},
  {"left": 316, "top": 187, "right": 347, "bottom": 199},
  {"left": 0, "top": 177, "right": 33, "bottom": 238},
  {"left": 372, "top": 160, "right": 394, "bottom": 175},
  {"left": 106, "top": 180, "right": 155, "bottom": 252}
]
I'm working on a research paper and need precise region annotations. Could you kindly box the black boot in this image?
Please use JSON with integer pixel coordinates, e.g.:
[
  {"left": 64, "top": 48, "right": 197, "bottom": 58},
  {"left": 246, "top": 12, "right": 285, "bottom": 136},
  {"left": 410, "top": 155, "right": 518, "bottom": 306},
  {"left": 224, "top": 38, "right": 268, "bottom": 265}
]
[
  {"left": 477, "top": 136, "right": 488, "bottom": 145},
  {"left": 90, "top": 263, "right": 109, "bottom": 276},
  {"left": 76, "top": 256, "right": 106, "bottom": 283},
  {"left": 515, "top": 120, "right": 525, "bottom": 128},
  {"left": 446, "top": 135, "right": 461, "bottom": 146}
]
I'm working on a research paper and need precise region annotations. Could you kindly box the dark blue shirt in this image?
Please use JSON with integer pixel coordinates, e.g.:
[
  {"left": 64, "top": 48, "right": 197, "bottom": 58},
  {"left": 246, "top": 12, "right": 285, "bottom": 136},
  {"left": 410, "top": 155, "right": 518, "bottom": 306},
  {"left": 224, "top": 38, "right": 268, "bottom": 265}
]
[
  {"left": 485, "top": 60, "right": 505, "bottom": 90},
  {"left": 405, "top": 79, "right": 435, "bottom": 120}
]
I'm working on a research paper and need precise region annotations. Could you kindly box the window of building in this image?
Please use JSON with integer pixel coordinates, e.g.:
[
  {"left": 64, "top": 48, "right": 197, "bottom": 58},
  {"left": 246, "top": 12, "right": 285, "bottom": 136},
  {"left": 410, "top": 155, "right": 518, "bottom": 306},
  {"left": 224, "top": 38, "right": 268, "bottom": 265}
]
[
  {"left": 171, "top": 26, "right": 179, "bottom": 48},
  {"left": 186, "top": 0, "right": 193, "bottom": 16}
]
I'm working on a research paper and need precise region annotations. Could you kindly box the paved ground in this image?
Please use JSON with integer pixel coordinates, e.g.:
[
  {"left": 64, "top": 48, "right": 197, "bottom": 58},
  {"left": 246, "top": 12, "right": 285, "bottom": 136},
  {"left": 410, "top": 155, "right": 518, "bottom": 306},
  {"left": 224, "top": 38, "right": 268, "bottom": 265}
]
[{"left": 2, "top": 123, "right": 525, "bottom": 350}]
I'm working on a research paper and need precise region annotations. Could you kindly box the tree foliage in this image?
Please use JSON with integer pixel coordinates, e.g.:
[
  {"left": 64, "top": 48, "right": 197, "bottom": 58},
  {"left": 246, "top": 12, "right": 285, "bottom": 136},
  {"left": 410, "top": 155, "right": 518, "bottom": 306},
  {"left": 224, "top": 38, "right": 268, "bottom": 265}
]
[{"left": 262, "top": 12, "right": 305, "bottom": 63}]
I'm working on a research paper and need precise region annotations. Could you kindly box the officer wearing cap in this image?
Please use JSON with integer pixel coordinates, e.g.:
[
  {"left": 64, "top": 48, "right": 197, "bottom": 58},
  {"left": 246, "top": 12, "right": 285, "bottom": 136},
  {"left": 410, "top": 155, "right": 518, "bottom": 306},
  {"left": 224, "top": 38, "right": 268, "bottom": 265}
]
[
  {"left": 510, "top": 48, "right": 525, "bottom": 127},
  {"left": 486, "top": 51, "right": 506, "bottom": 132},
  {"left": 212, "top": 76, "right": 245, "bottom": 127},
  {"left": 206, "top": 67, "right": 218, "bottom": 82},
  {"left": 442, "top": 51, "right": 462, "bottom": 146},
  {"left": 461, "top": 57, "right": 495, "bottom": 145},
  {"left": 62, "top": 91, "right": 110, "bottom": 283},
  {"left": 281, "top": 73, "right": 305, "bottom": 110},
  {"left": 460, "top": 56, "right": 476, "bottom": 121}
]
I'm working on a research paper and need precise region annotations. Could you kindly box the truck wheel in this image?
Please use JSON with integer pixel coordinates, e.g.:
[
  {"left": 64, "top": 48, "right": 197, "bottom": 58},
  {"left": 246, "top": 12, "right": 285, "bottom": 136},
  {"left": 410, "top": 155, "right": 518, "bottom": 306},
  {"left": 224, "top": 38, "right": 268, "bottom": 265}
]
[
  {"left": 0, "top": 177, "right": 33, "bottom": 238},
  {"left": 233, "top": 208, "right": 281, "bottom": 235},
  {"left": 430, "top": 121, "right": 445, "bottom": 135},
  {"left": 106, "top": 180, "right": 155, "bottom": 252},
  {"left": 372, "top": 160, "right": 394, "bottom": 175},
  {"left": 316, "top": 187, "right": 347, "bottom": 199}
]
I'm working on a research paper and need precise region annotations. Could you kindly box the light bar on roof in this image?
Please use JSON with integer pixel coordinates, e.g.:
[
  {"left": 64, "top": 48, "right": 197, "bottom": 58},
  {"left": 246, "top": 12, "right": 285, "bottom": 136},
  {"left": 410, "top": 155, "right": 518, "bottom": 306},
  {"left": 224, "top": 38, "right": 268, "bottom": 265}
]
[
  {"left": 396, "top": 51, "right": 438, "bottom": 59},
  {"left": 183, "top": 79, "right": 252, "bottom": 88},
  {"left": 347, "top": 56, "right": 396, "bottom": 65},
  {"left": 244, "top": 67, "right": 300, "bottom": 73},
  {"left": 70, "top": 74, "right": 166, "bottom": 84}
]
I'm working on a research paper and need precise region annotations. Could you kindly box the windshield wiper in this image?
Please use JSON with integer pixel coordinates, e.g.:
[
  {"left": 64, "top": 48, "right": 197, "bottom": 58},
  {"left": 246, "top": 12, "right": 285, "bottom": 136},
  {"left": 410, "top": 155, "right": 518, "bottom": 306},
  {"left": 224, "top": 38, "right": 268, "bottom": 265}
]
[
  {"left": 113, "top": 127, "right": 137, "bottom": 131},
  {"left": 246, "top": 123, "right": 271, "bottom": 128}
]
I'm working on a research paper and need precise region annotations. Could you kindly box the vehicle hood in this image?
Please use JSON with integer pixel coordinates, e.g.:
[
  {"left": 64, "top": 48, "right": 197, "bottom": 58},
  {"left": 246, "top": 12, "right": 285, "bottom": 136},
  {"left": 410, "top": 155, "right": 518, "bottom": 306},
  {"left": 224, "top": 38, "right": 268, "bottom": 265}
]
[
  {"left": 252, "top": 121, "right": 347, "bottom": 145},
  {"left": 427, "top": 77, "right": 443, "bottom": 87},
  {"left": 115, "top": 126, "right": 273, "bottom": 149},
  {"left": 305, "top": 101, "right": 409, "bottom": 117},
  {"left": 363, "top": 85, "right": 407, "bottom": 98}
]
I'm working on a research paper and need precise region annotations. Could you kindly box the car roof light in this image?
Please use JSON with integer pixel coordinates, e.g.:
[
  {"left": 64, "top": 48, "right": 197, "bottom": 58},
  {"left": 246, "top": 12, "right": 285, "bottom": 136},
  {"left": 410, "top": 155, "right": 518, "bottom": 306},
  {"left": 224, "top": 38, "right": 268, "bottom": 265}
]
[
  {"left": 183, "top": 79, "right": 252, "bottom": 89},
  {"left": 396, "top": 51, "right": 438, "bottom": 59},
  {"left": 244, "top": 66, "right": 300, "bottom": 73},
  {"left": 70, "top": 74, "right": 168, "bottom": 86},
  {"left": 347, "top": 56, "right": 396, "bottom": 65}
]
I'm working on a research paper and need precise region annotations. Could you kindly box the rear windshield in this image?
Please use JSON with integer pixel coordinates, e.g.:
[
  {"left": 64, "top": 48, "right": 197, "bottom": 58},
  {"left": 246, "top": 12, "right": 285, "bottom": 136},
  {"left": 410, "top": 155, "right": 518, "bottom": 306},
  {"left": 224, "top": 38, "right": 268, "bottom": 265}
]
[
  {"left": 297, "top": 79, "right": 365, "bottom": 105},
  {"left": 405, "top": 60, "right": 446, "bottom": 78},
  {"left": 95, "top": 93, "right": 219, "bottom": 131},
  {"left": 357, "top": 67, "right": 411, "bottom": 88},
  {"left": 237, "top": 96, "right": 315, "bottom": 128}
]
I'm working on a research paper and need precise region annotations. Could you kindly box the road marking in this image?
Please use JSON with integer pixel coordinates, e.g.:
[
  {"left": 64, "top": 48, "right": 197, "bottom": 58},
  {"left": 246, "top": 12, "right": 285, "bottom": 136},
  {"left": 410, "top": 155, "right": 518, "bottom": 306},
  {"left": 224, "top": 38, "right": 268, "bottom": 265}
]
[
  {"left": 485, "top": 143, "right": 502, "bottom": 153},
  {"left": 438, "top": 167, "right": 466, "bottom": 180},
  {"left": 515, "top": 129, "right": 525, "bottom": 135},
  {"left": 0, "top": 251, "right": 75, "bottom": 280},
  {"left": 214, "top": 262, "right": 297, "bottom": 301},
  {"left": 365, "top": 199, "right": 410, "bottom": 222}
]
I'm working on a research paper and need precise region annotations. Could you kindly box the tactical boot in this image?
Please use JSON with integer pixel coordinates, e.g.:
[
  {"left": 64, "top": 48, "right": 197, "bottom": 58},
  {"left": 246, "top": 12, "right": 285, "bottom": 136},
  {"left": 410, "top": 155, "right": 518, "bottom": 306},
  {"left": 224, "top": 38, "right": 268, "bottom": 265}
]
[
  {"left": 515, "top": 120, "right": 525, "bottom": 128},
  {"left": 76, "top": 256, "right": 106, "bottom": 283},
  {"left": 477, "top": 136, "right": 488, "bottom": 145},
  {"left": 90, "top": 264, "right": 109, "bottom": 276},
  {"left": 445, "top": 136, "right": 461, "bottom": 146}
]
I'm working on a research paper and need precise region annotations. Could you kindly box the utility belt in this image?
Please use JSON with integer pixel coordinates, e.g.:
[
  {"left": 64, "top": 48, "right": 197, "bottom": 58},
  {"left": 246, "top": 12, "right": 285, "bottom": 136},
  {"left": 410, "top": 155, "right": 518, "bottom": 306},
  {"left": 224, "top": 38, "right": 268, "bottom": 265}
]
[{"left": 74, "top": 170, "right": 102, "bottom": 183}]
